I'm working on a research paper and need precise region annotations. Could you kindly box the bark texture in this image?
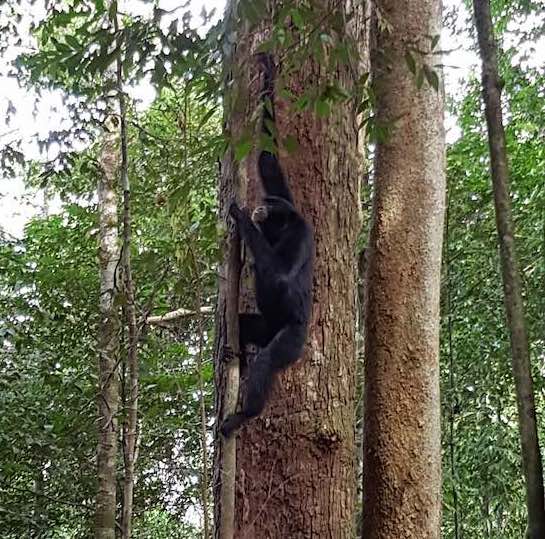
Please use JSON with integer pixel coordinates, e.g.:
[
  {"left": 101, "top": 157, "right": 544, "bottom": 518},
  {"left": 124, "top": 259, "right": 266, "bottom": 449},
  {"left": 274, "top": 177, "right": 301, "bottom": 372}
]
[
  {"left": 213, "top": 4, "right": 243, "bottom": 536},
  {"left": 362, "top": 1, "right": 445, "bottom": 537},
  {"left": 473, "top": 1, "right": 545, "bottom": 536},
  {"left": 96, "top": 130, "right": 121, "bottom": 539},
  {"left": 214, "top": 2, "right": 368, "bottom": 538}
]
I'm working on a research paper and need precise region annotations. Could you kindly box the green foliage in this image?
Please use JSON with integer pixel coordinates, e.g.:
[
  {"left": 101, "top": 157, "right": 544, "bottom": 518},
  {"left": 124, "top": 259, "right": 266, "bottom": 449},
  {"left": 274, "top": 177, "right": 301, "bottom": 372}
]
[
  {"left": 133, "top": 509, "right": 200, "bottom": 538},
  {"left": 441, "top": 60, "right": 545, "bottom": 538},
  {"left": 0, "top": 83, "right": 219, "bottom": 536},
  {"left": 0, "top": 211, "right": 98, "bottom": 537}
]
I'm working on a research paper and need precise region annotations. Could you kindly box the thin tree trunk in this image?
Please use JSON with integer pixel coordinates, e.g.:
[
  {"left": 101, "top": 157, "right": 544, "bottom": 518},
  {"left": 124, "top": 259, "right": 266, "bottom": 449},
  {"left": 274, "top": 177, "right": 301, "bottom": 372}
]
[
  {"left": 195, "top": 272, "right": 211, "bottom": 539},
  {"left": 445, "top": 196, "right": 461, "bottom": 539},
  {"left": 115, "top": 24, "right": 140, "bottom": 538},
  {"left": 214, "top": 1, "right": 368, "bottom": 537},
  {"left": 362, "top": 0, "right": 445, "bottom": 537},
  {"left": 96, "top": 128, "right": 121, "bottom": 539},
  {"left": 31, "top": 466, "right": 46, "bottom": 536},
  {"left": 213, "top": 2, "right": 242, "bottom": 538},
  {"left": 473, "top": 1, "right": 545, "bottom": 536},
  {"left": 214, "top": 122, "right": 242, "bottom": 538}
]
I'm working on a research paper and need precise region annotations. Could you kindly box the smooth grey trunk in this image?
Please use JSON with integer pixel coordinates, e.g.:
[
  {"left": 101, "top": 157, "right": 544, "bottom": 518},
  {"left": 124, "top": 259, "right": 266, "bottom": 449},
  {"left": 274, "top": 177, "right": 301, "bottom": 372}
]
[
  {"left": 362, "top": 0, "right": 445, "bottom": 537},
  {"left": 473, "top": 1, "right": 545, "bottom": 536},
  {"left": 96, "top": 129, "right": 121, "bottom": 539}
]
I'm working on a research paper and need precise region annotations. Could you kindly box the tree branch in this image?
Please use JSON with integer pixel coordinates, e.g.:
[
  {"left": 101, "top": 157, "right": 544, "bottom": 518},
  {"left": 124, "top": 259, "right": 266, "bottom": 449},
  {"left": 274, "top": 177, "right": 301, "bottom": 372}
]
[{"left": 147, "top": 305, "right": 214, "bottom": 325}]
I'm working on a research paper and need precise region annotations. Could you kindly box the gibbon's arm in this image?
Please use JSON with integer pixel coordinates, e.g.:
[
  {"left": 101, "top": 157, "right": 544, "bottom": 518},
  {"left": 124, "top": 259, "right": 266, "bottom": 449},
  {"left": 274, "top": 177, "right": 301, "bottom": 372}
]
[
  {"left": 256, "top": 53, "right": 295, "bottom": 205},
  {"left": 258, "top": 152, "right": 294, "bottom": 204}
]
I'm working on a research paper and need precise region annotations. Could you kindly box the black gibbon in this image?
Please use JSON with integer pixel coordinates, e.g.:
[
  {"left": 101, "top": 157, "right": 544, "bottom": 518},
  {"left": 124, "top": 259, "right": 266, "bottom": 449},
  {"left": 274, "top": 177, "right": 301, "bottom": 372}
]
[{"left": 221, "top": 53, "right": 314, "bottom": 437}]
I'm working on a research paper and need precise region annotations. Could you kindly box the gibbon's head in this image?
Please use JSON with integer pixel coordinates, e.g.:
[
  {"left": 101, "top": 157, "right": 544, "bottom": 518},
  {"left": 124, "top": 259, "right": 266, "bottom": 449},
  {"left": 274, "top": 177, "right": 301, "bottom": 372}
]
[
  {"left": 251, "top": 204, "right": 290, "bottom": 246},
  {"left": 251, "top": 205, "right": 269, "bottom": 224}
]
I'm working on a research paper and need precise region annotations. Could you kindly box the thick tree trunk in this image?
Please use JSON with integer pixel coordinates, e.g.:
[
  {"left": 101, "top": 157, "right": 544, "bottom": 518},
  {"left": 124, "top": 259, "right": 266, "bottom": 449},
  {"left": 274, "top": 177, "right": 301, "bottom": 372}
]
[
  {"left": 214, "top": 2, "right": 368, "bottom": 538},
  {"left": 96, "top": 130, "right": 121, "bottom": 539},
  {"left": 473, "top": 1, "right": 545, "bottom": 536},
  {"left": 361, "top": 1, "right": 445, "bottom": 537}
]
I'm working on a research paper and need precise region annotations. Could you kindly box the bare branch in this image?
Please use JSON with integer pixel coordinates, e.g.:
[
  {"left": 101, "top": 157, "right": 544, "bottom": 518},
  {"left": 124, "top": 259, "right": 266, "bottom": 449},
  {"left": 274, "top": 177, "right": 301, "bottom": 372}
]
[{"left": 147, "top": 305, "right": 214, "bottom": 325}]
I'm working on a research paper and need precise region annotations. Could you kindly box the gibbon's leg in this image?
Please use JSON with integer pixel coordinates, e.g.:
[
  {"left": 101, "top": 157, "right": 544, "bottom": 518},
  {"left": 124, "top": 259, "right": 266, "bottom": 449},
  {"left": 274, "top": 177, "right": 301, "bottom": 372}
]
[
  {"left": 222, "top": 313, "right": 274, "bottom": 368},
  {"left": 220, "top": 324, "right": 306, "bottom": 437},
  {"left": 240, "top": 313, "right": 274, "bottom": 348},
  {"left": 266, "top": 322, "right": 307, "bottom": 371}
]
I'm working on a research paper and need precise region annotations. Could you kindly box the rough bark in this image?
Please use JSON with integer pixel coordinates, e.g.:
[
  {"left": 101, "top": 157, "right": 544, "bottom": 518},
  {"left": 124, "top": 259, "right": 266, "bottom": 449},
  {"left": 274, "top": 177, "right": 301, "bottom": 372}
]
[
  {"left": 95, "top": 129, "right": 121, "bottom": 539},
  {"left": 214, "top": 2, "right": 368, "bottom": 537},
  {"left": 473, "top": 1, "right": 545, "bottom": 536},
  {"left": 361, "top": 1, "right": 445, "bottom": 537}
]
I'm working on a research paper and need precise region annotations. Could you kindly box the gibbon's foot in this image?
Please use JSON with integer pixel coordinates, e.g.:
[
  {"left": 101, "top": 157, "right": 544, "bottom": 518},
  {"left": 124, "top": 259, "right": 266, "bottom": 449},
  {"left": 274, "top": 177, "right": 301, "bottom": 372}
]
[
  {"left": 221, "top": 413, "right": 246, "bottom": 438},
  {"left": 221, "top": 345, "right": 238, "bottom": 364}
]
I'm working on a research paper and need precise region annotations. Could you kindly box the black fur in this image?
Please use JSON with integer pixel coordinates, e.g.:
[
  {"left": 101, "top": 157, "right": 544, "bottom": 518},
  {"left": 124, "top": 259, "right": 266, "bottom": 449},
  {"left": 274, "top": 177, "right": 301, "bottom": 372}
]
[{"left": 221, "top": 54, "right": 314, "bottom": 437}]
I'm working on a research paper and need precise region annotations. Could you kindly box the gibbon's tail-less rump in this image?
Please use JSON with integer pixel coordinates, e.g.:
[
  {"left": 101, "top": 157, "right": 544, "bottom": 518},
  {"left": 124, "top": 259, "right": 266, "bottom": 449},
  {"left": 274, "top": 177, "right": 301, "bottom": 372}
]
[{"left": 221, "top": 53, "right": 314, "bottom": 437}]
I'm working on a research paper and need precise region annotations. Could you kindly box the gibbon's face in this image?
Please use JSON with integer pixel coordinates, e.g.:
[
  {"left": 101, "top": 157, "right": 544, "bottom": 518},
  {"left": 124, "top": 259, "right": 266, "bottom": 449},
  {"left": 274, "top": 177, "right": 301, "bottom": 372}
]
[
  {"left": 252, "top": 205, "right": 290, "bottom": 246},
  {"left": 251, "top": 205, "right": 268, "bottom": 224}
]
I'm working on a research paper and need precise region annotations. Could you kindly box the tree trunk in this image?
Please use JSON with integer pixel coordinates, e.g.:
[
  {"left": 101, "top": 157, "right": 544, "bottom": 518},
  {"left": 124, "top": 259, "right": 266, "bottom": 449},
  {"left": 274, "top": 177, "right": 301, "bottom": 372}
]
[
  {"left": 96, "top": 129, "right": 121, "bottom": 539},
  {"left": 114, "top": 24, "right": 140, "bottom": 538},
  {"left": 31, "top": 466, "right": 46, "bottom": 536},
  {"left": 213, "top": 4, "right": 243, "bottom": 538},
  {"left": 194, "top": 257, "right": 211, "bottom": 539},
  {"left": 473, "top": 1, "right": 545, "bottom": 536},
  {"left": 361, "top": 0, "right": 445, "bottom": 537},
  {"left": 214, "top": 2, "right": 368, "bottom": 537}
]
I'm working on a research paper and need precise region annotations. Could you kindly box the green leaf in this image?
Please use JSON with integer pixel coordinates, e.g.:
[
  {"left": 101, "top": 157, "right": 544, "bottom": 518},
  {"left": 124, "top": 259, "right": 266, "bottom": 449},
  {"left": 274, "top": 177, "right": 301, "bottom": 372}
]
[
  {"left": 357, "top": 98, "right": 370, "bottom": 115},
  {"left": 423, "top": 64, "right": 440, "bottom": 91},
  {"left": 260, "top": 133, "right": 275, "bottom": 153},
  {"left": 405, "top": 50, "right": 417, "bottom": 75},
  {"left": 256, "top": 39, "right": 274, "bottom": 53},
  {"left": 294, "top": 94, "right": 310, "bottom": 111},
  {"left": 196, "top": 106, "right": 218, "bottom": 131},
  {"left": 234, "top": 137, "right": 252, "bottom": 161},
  {"left": 290, "top": 8, "right": 304, "bottom": 29},
  {"left": 282, "top": 135, "right": 298, "bottom": 154},
  {"left": 315, "top": 99, "right": 330, "bottom": 117},
  {"left": 65, "top": 35, "right": 80, "bottom": 50},
  {"left": 416, "top": 67, "right": 424, "bottom": 89}
]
